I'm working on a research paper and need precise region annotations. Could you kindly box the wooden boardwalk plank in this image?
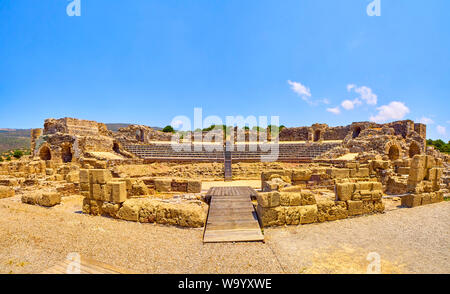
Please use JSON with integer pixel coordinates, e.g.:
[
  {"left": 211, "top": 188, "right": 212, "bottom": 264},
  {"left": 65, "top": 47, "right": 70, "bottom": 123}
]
[{"left": 203, "top": 186, "right": 264, "bottom": 243}]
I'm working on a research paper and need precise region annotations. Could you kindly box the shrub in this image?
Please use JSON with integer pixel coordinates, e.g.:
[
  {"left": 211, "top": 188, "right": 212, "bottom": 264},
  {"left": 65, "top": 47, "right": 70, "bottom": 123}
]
[
  {"left": 427, "top": 139, "right": 450, "bottom": 154},
  {"left": 6, "top": 156, "right": 11, "bottom": 161},
  {"left": 162, "top": 126, "right": 175, "bottom": 133},
  {"left": 13, "top": 150, "right": 23, "bottom": 159}
]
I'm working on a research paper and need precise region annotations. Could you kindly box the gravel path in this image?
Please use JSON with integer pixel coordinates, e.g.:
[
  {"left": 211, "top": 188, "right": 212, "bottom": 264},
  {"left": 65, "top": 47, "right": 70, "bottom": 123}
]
[
  {"left": 0, "top": 197, "right": 448, "bottom": 274},
  {"left": 265, "top": 201, "right": 450, "bottom": 274}
]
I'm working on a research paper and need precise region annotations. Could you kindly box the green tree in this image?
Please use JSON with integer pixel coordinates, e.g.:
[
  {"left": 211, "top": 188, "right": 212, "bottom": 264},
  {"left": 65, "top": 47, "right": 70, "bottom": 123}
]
[
  {"left": 162, "top": 125, "right": 175, "bottom": 133},
  {"left": 13, "top": 150, "right": 23, "bottom": 159}
]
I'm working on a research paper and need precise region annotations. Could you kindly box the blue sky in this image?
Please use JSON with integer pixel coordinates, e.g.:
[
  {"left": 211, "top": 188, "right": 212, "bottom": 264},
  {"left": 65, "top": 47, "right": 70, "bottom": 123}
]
[{"left": 0, "top": 0, "right": 449, "bottom": 140}]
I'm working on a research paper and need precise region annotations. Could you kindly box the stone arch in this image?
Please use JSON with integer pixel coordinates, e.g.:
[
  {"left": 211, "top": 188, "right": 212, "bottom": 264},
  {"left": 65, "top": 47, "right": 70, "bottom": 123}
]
[
  {"left": 314, "top": 130, "right": 321, "bottom": 142},
  {"left": 385, "top": 141, "right": 402, "bottom": 161},
  {"left": 352, "top": 126, "right": 362, "bottom": 139},
  {"left": 388, "top": 145, "right": 400, "bottom": 161},
  {"left": 409, "top": 141, "right": 421, "bottom": 158},
  {"left": 39, "top": 145, "right": 52, "bottom": 161},
  {"left": 61, "top": 143, "right": 73, "bottom": 163},
  {"left": 135, "top": 129, "right": 145, "bottom": 142},
  {"left": 113, "top": 142, "right": 120, "bottom": 153}
]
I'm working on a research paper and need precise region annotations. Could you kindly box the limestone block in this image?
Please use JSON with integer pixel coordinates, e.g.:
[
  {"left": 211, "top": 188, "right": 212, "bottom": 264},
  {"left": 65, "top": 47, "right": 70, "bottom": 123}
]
[
  {"left": 356, "top": 182, "right": 373, "bottom": 191},
  {"left": 284, "top": 206, "right": 301, "bottom": 225},
  {"left": 279, "top": 192, "right": 303, "bottom": 206},
  {"left": 139, "top": 200, "right": 159, "bottom": 223},
  {"left": 371, "top": 182, "right": 383, "bottom": 191},
  {"left": 359, "top": 190, "right": 373, "bottom": 201},
  {"left": 347, "top": 200, "right": 363, "bottom": 216},
  {"left": 38, "top": 192, "right": 61, "bottom": 207},
  {"left": 154, "top": 179, "right": 172, "bottom": 192},
  {"left": 155, "top": 202, "right": 178, "bottom": 226},
  {"left": 317, "top": 200, "right": 348, "bottom": 222},
  {"left": 397, "top": 167, "right": 410, "bottom": 175},
  {"left": 429, "top": 192, "right": 439, "bottom": 204},
  {"left": 187, "top": 180, "right": 202, "bottom": 193},
  {"left": 45, "top": 168, "right": 54, "bottom": 176},
  {"left": 371, "top": 191, "right": 383, "bottom": 201},
  {"left": 291, "top": 169, "right": 312, "bottom": 181},
  {"left": 425, "top": 155, "right": 436, "bottom": 169},
  {"left": 300, "top": 191, "right": 316, "bottom": 206},
  {"left": 0, "top": 178, "right": 18, "bottom": 186},
  {"left": 336, "top": 183, "right": 354, "bottom": 201},
  {"left": 411, "top": 155, "right": 426, "bottom": 168},
  {"left": 373, "top": 200, "right": 385, "bottom": 213},
  {"left": 21, "top": 194, "right": 38, "bottom": 205},
  {"left": 362, "top": 200, "right": 375, "bottom": 214},
  {"left": 89, "top": 199, "right": 104, "bottom": 216},
  {"left": 0, "top": 186, "right": 15, "bottom": 199},
  {"left": 101, "top": 202, "right": 121, "bottom": 218},
  {"left": 79, "top": 169, "right": 89, "bottom": 183},
  {"left": 421, "top": 193, "right": 431, "bottom": 205},
  {"left": 80, "top": 183, "right": 90, "bottom": 192},
  {"left": 89, "top": 169, "right": 112, "bottom": 184},
  {"left": 327, "top": 168, "right": 350, "bottom": 179},
  {"left": 108, "top": 181, "right": 127, "bottom": 204},
  {"left": 350, "top": 168, "right": 370, "bottom": 178},
  {"left": 279, "top": 185, "right": 304, "bottom": 192},
  {"left": 130, "top": 182, "right": 149, "bottom": 196},
  {"left": 436, "top": 191, "right": 444, "bottom": 202},
  {"left": 408, "top": 167, "right": 425, "bottom": 182},
  {"left": 299, "top": 204, "right": 318, "bottom": 224},
  {"left": 65, "top": 171, "right": 79, "bottom": 183},
  {"left": 117, "top": 199, "right": 141, "bottom": 221},
  {"left": 401, "top": 194, "right": 422, "bottom": 208},
  {"left": 91, "top": 184, "right": 108, "bottom": 201},
  {"left": 257, "top": 192, "right": 281, "bottom": 208},
  {"left": 82, "top": 198, "right": 90, "bottom": 214}
]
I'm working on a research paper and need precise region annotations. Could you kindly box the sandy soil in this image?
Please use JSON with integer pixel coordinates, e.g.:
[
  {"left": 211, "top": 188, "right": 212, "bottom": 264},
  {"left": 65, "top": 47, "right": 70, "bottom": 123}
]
[{"left": 0, "top": 196, "right": 448, "bottom": 274}]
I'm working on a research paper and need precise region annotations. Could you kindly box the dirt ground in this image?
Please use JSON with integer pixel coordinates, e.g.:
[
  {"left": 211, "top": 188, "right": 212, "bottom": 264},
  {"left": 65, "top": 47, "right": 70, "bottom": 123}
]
[{"left": 0, "top": 195, "right": 448, "bottom": 274}]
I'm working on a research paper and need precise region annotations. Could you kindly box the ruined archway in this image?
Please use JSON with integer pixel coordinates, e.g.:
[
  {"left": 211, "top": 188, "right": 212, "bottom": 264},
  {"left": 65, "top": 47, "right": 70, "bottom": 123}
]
[
  {"left": 61, "top": 143, "right": 73, "bottom": 163},
  {"left": 314, "top": 130, "right": 321, "bottom": 142},
  {"left": 39, "top": 146, "right": 52, "bottom": 161},
  {"left": 409, "top": 142, "right": 421, "bottom": 158},
  {"left": 388, "top": 145, "right": 400, "bottom": 161},
  {"left": 352, "top": 127, "right": 361, "bottom": 139},
  {"left": 113, "top": 142, "right": 120, "bottom": 153}
]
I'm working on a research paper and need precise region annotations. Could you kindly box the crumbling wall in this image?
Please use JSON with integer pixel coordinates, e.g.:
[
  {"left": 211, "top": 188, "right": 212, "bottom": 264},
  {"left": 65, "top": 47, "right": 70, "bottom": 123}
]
[{"left": 79, "top": 169, "right": 206, "bottom": 227}]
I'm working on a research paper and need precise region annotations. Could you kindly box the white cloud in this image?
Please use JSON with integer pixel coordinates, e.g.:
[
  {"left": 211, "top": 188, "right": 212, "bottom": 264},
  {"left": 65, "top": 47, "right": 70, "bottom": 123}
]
[
  {"left": 326, "top": 107, "right": 341, "bottom": 115},
  {"left": 446, "top": 120, "right": 450, "bottom": 124},
  {"left": 341, "top": 98, "right": 362, "bottom": 110},
  {"left": 369, "top": 101, "right": 410, "bottom": 123},
  {"left": 288, "top": 80, "right": 311, "bottom": 98},
  {"left": 287, "top": 80, "right": 329, "bottom": 106},
  {"left": 418, "top": 116, "right": 434, "bottom": 125},
  {"left": 347, "top": 84, "right": 356, "bottom": 92},
  {"left": 321, "top": 98, "right": 330, "bottom": 105},
  {"left": 347, "top": 84, "right": 378, "bottom": 105},
  {"left": 437, "top": 125, "right": 446, "bottom": 136}
]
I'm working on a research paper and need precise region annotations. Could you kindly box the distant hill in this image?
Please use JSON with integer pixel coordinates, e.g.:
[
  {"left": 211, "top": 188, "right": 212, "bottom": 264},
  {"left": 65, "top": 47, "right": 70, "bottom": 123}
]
[
  {"left": 0, "top": 124, "right": 164, "bottom": 153},
  {"left": 0, "top": 129, "right": 31, "bottom": 153}
]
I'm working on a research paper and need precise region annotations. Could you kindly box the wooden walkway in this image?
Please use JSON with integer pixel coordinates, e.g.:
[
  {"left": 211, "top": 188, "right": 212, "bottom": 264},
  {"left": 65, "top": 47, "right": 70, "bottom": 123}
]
[
  {"left": 203, "top": 186, "right": 264, "bottom": 243},
  {"left": 41, "top": 256, "right": 136, "bottom": 274}
]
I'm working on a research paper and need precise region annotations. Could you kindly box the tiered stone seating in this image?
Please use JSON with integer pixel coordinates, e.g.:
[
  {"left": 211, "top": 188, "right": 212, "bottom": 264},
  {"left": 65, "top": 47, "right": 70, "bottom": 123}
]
[{"left": 122, "top": 142, "right": 340, "bottom": 162}]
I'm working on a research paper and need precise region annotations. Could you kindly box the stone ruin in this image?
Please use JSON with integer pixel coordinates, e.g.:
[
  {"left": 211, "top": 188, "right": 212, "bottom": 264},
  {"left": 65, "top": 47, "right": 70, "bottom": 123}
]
[{"left": 0, "top": 117, "right": 448, "bottom": 229}]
